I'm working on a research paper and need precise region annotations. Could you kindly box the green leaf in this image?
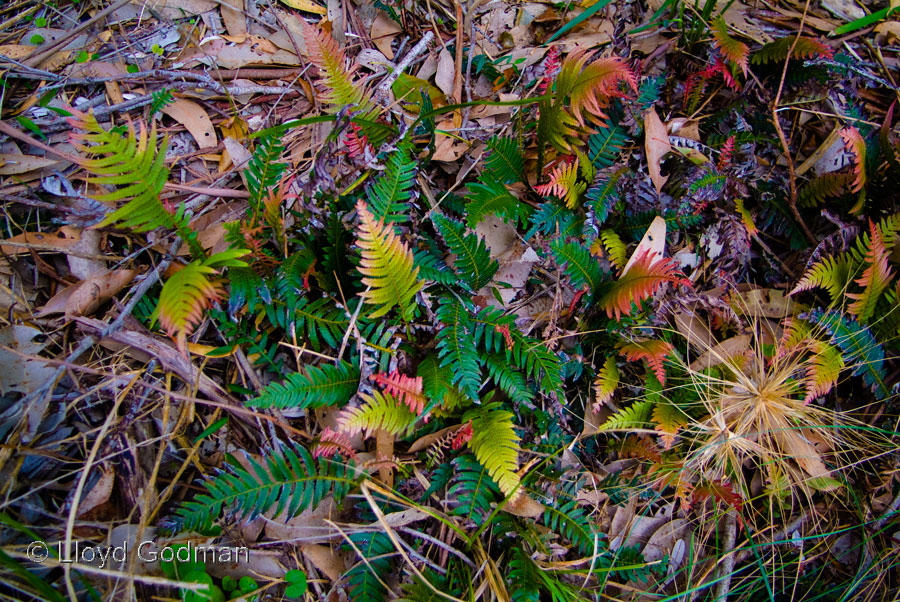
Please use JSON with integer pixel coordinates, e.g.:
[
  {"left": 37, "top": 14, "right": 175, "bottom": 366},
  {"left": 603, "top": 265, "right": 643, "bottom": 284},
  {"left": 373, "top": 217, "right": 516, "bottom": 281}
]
[
  {"left": 433, "top": 213, "right": 498, "bottom": 290},
  {"left": 248, "top": 360, "right": 360, "bottom": 409}
]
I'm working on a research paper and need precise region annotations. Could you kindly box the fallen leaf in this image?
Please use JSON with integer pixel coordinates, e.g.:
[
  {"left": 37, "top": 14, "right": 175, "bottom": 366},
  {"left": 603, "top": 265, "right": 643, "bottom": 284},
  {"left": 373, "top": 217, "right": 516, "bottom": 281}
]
[
  {"left": 688, "top": 335, "right": 751, "bottom": 372},
  {"left": 77, "top": 467, "right": 115, "bottom": 517},
  {"left": 432, "top": 120, "right": 469, "bottom": 162},
  {"left": 503, "top": 493, "right": 545, "bottom": 517},
  {"left": 0, "top": 227, "right": 83, "bottom": 256},
  {"left": 0, "top": 153, "right": 62, "bottom": 175},
  {"left": 644, "top": 108, "right": 671, "bottom": 196},
  {"left": 371, "top": 12, "right": 402, "bottom": 59},
  {"left": 221, "top": 0, "right": 247, "bottom": 36},
  {"left": 278, "top": 0, "right": 327, "bottom": 14},
  {"left": 183, "top": 38, "right": 301, "bottom": 69},
  {"left": 0, "top": 45, "right": 33, "bottom": 60},
  {"left": 0, "top": 325, "right": 59, "bottom": 395},
  {"left": 129, "top": 0, "right": 217, "bottom": 18},
  {"left": 622, "top": 216, "right": 666, "bottom": 274},
  {"left": 161, "top": 99, "right": 218, "bottom": 149},
  {"left": 37, "top": 269, "right": 137, "bottom": 318},
  {"left": 301, "top": 544, "right": 345, "bottom": 581},
  {"left": 435, "top": 49, "right": 456, "bottom": 97},
  {"left": 408, "top": 424, "right": 459, "bottom": 453}
]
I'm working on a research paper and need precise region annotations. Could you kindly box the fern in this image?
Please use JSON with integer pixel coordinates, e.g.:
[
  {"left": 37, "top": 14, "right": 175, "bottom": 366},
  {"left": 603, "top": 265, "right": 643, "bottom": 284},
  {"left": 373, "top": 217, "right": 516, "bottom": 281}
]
[
  {"left": 245, "top": 133, "right": 287, "bottom": 210},
  {"left": 652, "top": 399, "right": 688, "bottom": 449},
  {"left": 840, "top": 126, "right": 866, "bottom": 193},
  {"left": 598, "top": 251, "right": 685, "bottom": 319},
  {"left": 791, "top": 254, "right": 855, "bottom": 300},
  {"left": 466, "top": 406, "right": 522, "bottom": 499},
  {"left": 149, "top": 88, "right": 175, "bottom": 117},
  {"left": 804, "top": 342, "right": 844, "bottom": 402},
  {"left": 805, "top": 309, "right": 888, "bottom": 398},
  {"left": 433, "top": 213, "right": 498, "bottom": 290},
  {"left": 302, "top": 20, "right": 375, "bottom": 115},
  {"left": 587, "top": 119, "right": 629, "bottom": 169},
  {"left": 549, "top": 239, "right": 606, "bottom": 293},
  {"left": 170, "top": 444, "right": 356, "bottom": 532},
  {"left": 711, "top": 16, "right": 749, "bottom": 75},
  {"left": 525, "top": 201, "right": 580, "bottom": 239},
  {"left": 435, "top": 299, "right": 482, "bottom": 399},
  {"left": 541, "top": 497, "right": 596, "bottom": 556},
  {"left": 413, "top": 248, "right": 459, "bottom": 286},
  {"left": 601, "top": 400, "right": 654, "bottom": 431},
  {"left": 343, "top": 531, "right": 393, "bottom": 602},
  {"left": 338, "top": 390, "right": 418, "bottom": 437},
  {"left": 619, "top": 339, "right": 673, "bottom": 385},
  {"left": 248, "top": 359, "right": 360, "bottom": 409},
  {"left": 508, "top": 549, "right": 541, "bottom": 602},
  {"left": 585, "top": 167, "right": 627, "bottom": 226},
  {"left": 449, "top": 453, "right": 501, "bottom": 520},
  {"left": 371, "top": 370, "right": 427, "bottom": 415},
  {"left": 484, "top": 352, "right": 535, "bottom": 405},
  {"left": 847, "top": 220, "right": 894, "bottom": 322},
  {"left": 466, "top": 175, "right": 527, "bottom": 227},
  {"left": 535, "top": 160, "right": 586, "bottom": 209},
  {"left": 355, "top": 200, "right": 423, "bottom": 320},
  {"left": 751, "top": 35, "right": 833, "bottom": 65},
  {"left": 157, "top": 250, "right": 249, "bottom": 354},
  {"left": 312, "top": 426, "right": 356, "bottom": 459},
  {"left": 594, "top": 356, "right": 619, "bottom": 407},
  {"left": 599, "top": 229, "right": 628, "bottom": 270},
  {"left": 367, "top": 144, "right": 416, "bottom": 223},
  {"left": 798, "top": 173, "right": 853, "bottom": 207},
  {"left": 485, "top": 135, "right": 524, "bottom": 184}
]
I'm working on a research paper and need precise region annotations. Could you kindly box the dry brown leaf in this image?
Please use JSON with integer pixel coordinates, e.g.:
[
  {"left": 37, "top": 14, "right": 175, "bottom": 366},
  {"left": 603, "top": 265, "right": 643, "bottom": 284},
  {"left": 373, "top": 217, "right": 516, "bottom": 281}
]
[
  {"left": 432, "top": 120, "right": 469, "bottom": 162},
  {"left": 77, "top": 467, "right": 115, "bottom": 517},
  {"left": 183, "top": 38, "right": 301, "bottom": 69},
  {"left": 623, "top": 215, "right": 666, "bottom": 274},
  {"left": 265, "top": 495, "right": 337, "bottom": 541},
  {"left": 278, "top": 0, "right": 326, "bottom": 14},
  {"left": 774, "top": 429, "right": 837, "bottom": 488},
  {"left": 371, "top": 12, "right": 402, "bottom": 59},
  {"left": 161, "top": 99, "right": 217, "bottom": 149},
  {"left": 37, "top": 269, "right": 137, "bottom": 318},
  {"left": 301, "top": 544, "right": 346, "bottom": 581},
  {"left": 128, "top": 0, "right": 216, "bottom": 18},
  {"left": 408, "top": 424, "right": 459, "bottom": 453},
  {"left": 674, "top": 309, "right": 715, "bottom": 350},
  {"left": 503, "top": 493, "right": 545, "bottom": 518},
  {"left": 0, "top": 44, "right": 33, "bottom": 59},
  {"left": 0, "top": 153, "right": 62, "bottom": 175},
  {"left": 375, "top": 428, "right": 395, "bottom": 487},
  {"left": 435, "top": 49, "right": 456, "bottom": 97},
  {"left": 0, "top": 226, "right": 83, "bottom": 256},
  {"left": 688, "top": 335, "right": 751, "bottom": 372},
  {"left": 221, "top": 0, "right": 247, "bottom": 36},
  {"left": 644, "top": 108, "right": 671, "bottom": 196}
]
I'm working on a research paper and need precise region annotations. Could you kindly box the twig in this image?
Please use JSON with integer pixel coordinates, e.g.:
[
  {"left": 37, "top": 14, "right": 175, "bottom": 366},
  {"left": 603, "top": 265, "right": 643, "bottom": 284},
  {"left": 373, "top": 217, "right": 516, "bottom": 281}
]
[
  {"left": 377, "top": 31, "right": 435, "bottom": 94},
  {"left": 23, "top": 0, "right": 132, "bottom": 68},
  {"left": 0, "top": 120, "right": 84, "bottom": 165},
  {"left": 770, "top": 0, "right": 817, "bottom": 244},
  {"left": 714, "top": 509, "right": 737, "bottom": 602}
]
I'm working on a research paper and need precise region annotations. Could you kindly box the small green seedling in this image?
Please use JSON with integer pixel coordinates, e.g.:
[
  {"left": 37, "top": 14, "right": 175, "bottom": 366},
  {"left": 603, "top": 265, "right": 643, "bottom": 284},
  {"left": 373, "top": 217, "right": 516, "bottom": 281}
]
[{"left": 284, "top": 569, "right": 308, "bottom": 599}]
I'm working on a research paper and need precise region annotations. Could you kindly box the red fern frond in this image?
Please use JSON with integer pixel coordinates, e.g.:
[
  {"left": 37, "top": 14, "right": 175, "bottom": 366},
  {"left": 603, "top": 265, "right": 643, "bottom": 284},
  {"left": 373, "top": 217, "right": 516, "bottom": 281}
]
[
  {"left": 537, "top": 45, "right": 561, "bottom": 94},
  {"left": 371, "top": 370, "right": 427, "bottom": 415},
  {"left": 560, "top": 50, "right": 637, "bottom": 126},
  {"left": 344, "top": 122, "right": 372, "bottom": 159},
  {"left": 718, "top": 135, "right": 735, "bottom": 170},
  {"left": 599, "top": 251, "right": 688, "bottom": 319},
  {"left": 712, "top": 17, "right": 749, "bottom": 75},
  {"left": 840, "top": 126, "right": 866, "bottom": 193},
  {"left": 683, "top": 72, "right": 707, "bottom": 110},
  {"left": 619, "top": 339, "right": 673, "bottom": 385},
  {"left": 693, "top": 480, "right": 744, "bottom": 526},
  {"left": 494, "top": 324, "right": 515, "bottom": 351},
  {"left": 535, "top": 158, "right": 584, "bottom": 209},
  {"left": 312, "top": 427, "right": 357, "bottom": 459},
  {"left": 451, "top": 421, "right": 474, "bottom": 450}
]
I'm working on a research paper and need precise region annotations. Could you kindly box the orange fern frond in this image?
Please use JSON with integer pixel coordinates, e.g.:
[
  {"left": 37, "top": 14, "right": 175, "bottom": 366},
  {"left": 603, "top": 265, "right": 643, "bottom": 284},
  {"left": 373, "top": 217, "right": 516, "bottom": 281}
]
[
  {"left": 312, "top": 427, "right": 357, "bottom": 459},
  {"left": 598, "top": 251, "right": 687, "bottom": 319},
  {"left": 840, "top": 126, "right": 866, "bottom": 193},
  {"left": 562, "top": 51, "right": 637, "bottom": 126},
  {"left": 712, "top": 17, "right": 749, "bottom": 75},
  {"left": 371, "top": 370, "right": 427, "bottom": 415},
  {"left": 302, "top": 21, "right": 373, "bottom": 113},
  {"left": 355, "top": 200, "right": 423, "bottom": 320},
  {"left": 619, "top": 339, "right": 673, "bottom": 385},
  {"left": 535, "top": 159, "right": 585, "bottom": 209},
  {"left": 847, "top": 220, "right": 894, "bottom": 321},
  {"left": 803, "top": 342, "right": 843, "bottom": 403},
  {"left": 619, "top": 434, "right": 662, "bottom": 463},
  {"left": 652, "top": 401, "right": 688, "bottom": 449}
]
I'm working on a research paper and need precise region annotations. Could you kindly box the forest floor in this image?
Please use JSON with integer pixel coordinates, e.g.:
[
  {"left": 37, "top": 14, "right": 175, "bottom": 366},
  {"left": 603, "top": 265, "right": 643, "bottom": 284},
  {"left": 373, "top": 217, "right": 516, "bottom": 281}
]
[{"left": 2, "top": 0, "right": 900, "bottom": 601}]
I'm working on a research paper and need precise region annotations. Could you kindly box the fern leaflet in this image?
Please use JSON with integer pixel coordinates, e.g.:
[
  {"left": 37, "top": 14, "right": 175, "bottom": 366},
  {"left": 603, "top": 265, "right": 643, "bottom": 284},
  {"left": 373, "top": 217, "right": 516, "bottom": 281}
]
[
  {"left": 433, "top": 213, "right": 498, "bottom": 290},
  {"left": 248, "top": 359, "right": 360, "bottom": 409}
]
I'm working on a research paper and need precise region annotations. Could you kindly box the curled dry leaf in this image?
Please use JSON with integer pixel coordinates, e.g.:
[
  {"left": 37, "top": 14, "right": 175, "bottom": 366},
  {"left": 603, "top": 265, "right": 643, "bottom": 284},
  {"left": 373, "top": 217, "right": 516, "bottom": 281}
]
[
  {"left": 643, "top": 108, "right": 671, "bottom": 196},
  {"left": 38, "top": 269, "right": 137, "bottom": 318}
]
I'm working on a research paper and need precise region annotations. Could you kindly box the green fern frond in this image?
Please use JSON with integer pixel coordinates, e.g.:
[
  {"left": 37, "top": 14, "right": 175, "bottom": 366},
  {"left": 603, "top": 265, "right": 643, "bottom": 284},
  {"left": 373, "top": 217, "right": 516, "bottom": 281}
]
[
  {"left": 483, "top": 352, "right": 535, "bottom": 405},
  {"left": 587, "top": 120, "right": 629, "bottom": 169},
  {"left": 449, "top": 453, "right": 501, "bottom": 519},
  {"left": 600, "top": 400, "right": 654, "bottom": 431},
  {"left": 806, "top": 309, "right": 888, "bottom": 398},
  {"left": 791, "top": 254, "right": 855, "bottom": 301},
  {"left": 343, "top": 531, "right": 393, "bottom": 602},
  {"left": 599, "top": 229, "right": 628, "bottom": 270},
  {"left": 245, "top": 133, "right": 287, "bottom": 210},
  {"left": 550, "top": 239, "right": 606, "bottom": 292},
  {"left": 804, "top": 342, "right": 844, "bottom": 402},
  {"left": 652, "top": 400, "right": 689, "bottom": 449},
  {"left": 485, "top": 135, "right": 524, "bottom": 184},
  {"left": 149, "top": 89, "right": 175, "bottom": 118},
  {"left": 465, "top": 176, "right": 527, "bottom": 227},
  {"left": 466, "top": 406, "right": 522, "bottom": 499},
  {"left": 688, "top": 171, "right": 726, "bottom": 195},
  {"left": 271, "top": 296, "right": 349, "bottom": 350},
  {"left": 847, "top": 221, "right": 894, "bottom": 322},
  {"left": 541, "top": 498, "right": 596, "bottom": 556},
  {"left": 355, "top": 200, "right": 423, "bottom": 320},
  {"left": 367, "top": 144, "right": 416, "bottom": 223},
  {"left": 751, "top": 35, "right": 833, "bottom": 65},
  {"left": 585, "top": 167, "right": 627, "bottom": 226},
  {"left": 508, "top": 549, "right": 542, "bottom": 602},
  {"left": 433, "top": 213, "right": 498, "bottom": 290},
  {"left": 594, "top": 356, "right": 619, "bottom": 406},
  {"left": 338, "top": 390, "right": 418, "bottom": 437},
  {"left": 525, "top": 201, "right": 580, "bottom": 240},
  {"left": 435, "top": 298, "right": 482, "bottom": 399},
  {"left": 248, "top": 360, "right": 360, "bottom": 409},
  {"left": 798, "top": 173, "right": 853, "bottom": 207},
  {"left": 156, "top": 249, "right": 249, "bottom": 354},
  {"left": 170, "top": 444, "right": 356, "bottom": 532},
  {"left": 413, "top": 248, "right": 458, "bottom": 286}
]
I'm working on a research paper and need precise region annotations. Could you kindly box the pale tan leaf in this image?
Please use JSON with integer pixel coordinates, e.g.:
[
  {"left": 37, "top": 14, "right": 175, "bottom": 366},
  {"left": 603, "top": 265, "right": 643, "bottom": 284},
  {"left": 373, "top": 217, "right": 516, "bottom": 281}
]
[
  {"left": 688, "top": 335, "right": 751, "bottom": 372},
  {"left": 503, "top": 493, "right": 545, "bottom": 518},
  {"left": 371, "top": 12, "right": 402, "bottom": 59},
  {"left": 220, "top": 0, "right": 247, "bottom": 36},
  {"left": 161, "top": 99, "right": 217, "bottom": 149},
  {"left": 644, "top": 108, "right": 671, "bottom": 196},
  {"left": 301, "top": 544, "right": 345, "bottom": 581},
  {"left": 37, "top": 269, "right": 137, "bottom": 318},
  {"left": 0, "top": 154, "right": 62, "bottom": 175},
  {"left": 0, "top": 226, "right": 83, "bottom": 257},
  {"left": 77, "top": 467, "right": 115, "bottom": 517},
  {"left": 435, "top": 49, "right": 456, "bottom": 96},
  {"left": 622, "top": 215, "right": 666, "bottom": 274},
  {"left": 278, "top": 0, "right": 326, "bottom": 14}
]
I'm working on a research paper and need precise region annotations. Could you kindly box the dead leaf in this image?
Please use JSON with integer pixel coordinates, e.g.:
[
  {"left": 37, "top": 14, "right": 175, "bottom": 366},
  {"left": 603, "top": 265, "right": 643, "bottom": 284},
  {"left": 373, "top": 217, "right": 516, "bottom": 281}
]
[
  {"left": 161, "top": 99, "right": 217, "bottom": 149},
  {"left": 503, "top": 493, "right": 545, "bottom": 518},
  {"left": 0, "top": 325, "right": 59, "bottom": 395},
  {"left": 674, "top": 309, "right": 715, "bottom": 350},
  {"left": 77, "top": 467, "right": 115, "bottom": 517},
  {"left": 371, "top": 12, "right": 402, "bottom": 59},
  {"left": 301, "top": 544, "right": 345, "bottom": 581},
  {"left": 183, "top": 38, "right": 301, "bottom": 69},
  {"left": 774, "top": 429, "right": 838, "bottom": 488},
  {"left": 0, "top": 154, "right": 62, "bottom": 175},
  {"left": 66, "top": 227, "right": 106, "bottom": 280},
  {"left": 644, "top": 108, "right": 671, "bottom": 196},
  {"left": 0, "top": 226, "right": 83, "bottom": 256},
  {"left": 128, "top": 0, "right": 216, "bottom": 18},
  {"left": 265, "top": 495, "right": 337, "bottom": 540},
  {"left": 37, "top": 269, "right": 137, "bottom": 318},
  {"left": 432, "top": 120, "right": 469, "bottom": 162},
  {"left": 376, "top": 428, "right": 395, "bottom": 487},
  {"left": 278, "top": 0, "right": 327, "bottom": 14},
  {"left": 408, "top": 424, "right": 459, "bottom": 453},
  {"left": 0, "top": 45, "right": 33, "bottom": 60},
  {"left": 435, "top": 49, "right": 456, "bottom": 97},
  {"left": 221, "top": 0, "right": 247, "bottom": 36},
  {"left": 688, "top": 335, "right": 751, "bottom": 372},
  {"left": 622, "top": 216, "right": 666, "bottom": 274}
]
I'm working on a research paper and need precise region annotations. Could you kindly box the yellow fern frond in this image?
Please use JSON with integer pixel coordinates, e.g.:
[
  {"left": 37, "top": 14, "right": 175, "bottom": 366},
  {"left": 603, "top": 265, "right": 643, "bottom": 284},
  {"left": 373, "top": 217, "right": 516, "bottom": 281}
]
[
  {"left": 593, "top": 356, "right": 619, "bottom": 408},
  {"left": 337, "top": 390, "right": 418, "bottom": 438},
  {"left": 652, "top": 400, "right": 689, "bottom": 450},
  {"left": 355, "top": 200, "right": 423, "bottom": 320},
  {"left": 302, "top": 21, "right": 375, "bottom": 116},
  {"left": 468, "top": 408, "right": 522, "bottom": 499}
]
